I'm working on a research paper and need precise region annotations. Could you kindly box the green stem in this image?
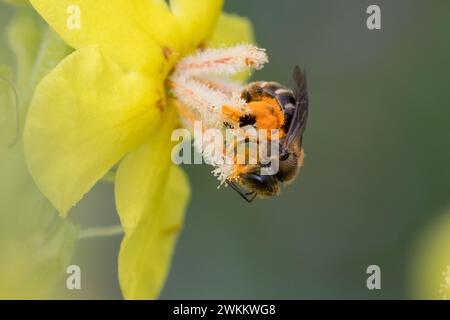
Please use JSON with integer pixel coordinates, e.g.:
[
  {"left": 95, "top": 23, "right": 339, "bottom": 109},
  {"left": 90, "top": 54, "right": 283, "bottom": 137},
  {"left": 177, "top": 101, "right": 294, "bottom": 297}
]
[
  {"left": 78, "top": 225, "right": 123, "bottom": 239},
  {"left": 0, "top": 75, "right": 19, "bottom": 147}
]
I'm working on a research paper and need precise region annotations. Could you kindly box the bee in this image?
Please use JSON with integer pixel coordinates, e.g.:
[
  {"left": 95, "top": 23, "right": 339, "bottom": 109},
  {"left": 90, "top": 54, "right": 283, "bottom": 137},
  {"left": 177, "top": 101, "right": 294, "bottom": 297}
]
[
  {"left": 226, "top": 66, "right": 309, "bottom": 202},
  {"left": 169, "top": 45, "right": 307, "bottom": 201}
]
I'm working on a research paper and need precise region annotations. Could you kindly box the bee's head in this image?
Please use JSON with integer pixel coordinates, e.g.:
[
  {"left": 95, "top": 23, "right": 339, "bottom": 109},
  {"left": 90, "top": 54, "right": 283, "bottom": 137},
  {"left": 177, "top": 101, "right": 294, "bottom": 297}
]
[
  {"left": 239, "top": 173, "right": 280, "bottom": 197},
  {"left": 276, "top": 144, "right": 304, "bottom": 183}
]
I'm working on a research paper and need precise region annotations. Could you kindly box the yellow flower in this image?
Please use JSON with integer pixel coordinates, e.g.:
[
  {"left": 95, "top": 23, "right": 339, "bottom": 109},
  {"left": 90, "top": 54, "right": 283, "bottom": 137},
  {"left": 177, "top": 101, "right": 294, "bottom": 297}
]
[
  {"left": 408, "top": 209, "right": 450, "bottom": 300},
  {"left": 24, "top": 0, "right": 256, "bottom": 299}
]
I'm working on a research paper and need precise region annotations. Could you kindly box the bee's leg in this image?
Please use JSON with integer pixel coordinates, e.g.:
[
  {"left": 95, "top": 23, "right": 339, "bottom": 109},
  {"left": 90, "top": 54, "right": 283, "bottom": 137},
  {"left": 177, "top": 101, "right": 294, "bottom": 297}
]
[
  {"left": 246, "top": 191, "right": 257, "bottom": 202},
  {"left": 174, "top": 44, "right": 268, "bottom": 78},
  {"left": 226, "top": 179, "right": 256, "bottom": 203}
]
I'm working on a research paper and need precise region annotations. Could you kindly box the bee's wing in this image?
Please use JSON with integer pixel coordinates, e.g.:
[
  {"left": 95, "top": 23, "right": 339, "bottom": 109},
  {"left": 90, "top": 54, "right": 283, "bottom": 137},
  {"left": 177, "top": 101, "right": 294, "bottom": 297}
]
[{"left": 283, "top": 66, "right": 308, "bottom": 149}]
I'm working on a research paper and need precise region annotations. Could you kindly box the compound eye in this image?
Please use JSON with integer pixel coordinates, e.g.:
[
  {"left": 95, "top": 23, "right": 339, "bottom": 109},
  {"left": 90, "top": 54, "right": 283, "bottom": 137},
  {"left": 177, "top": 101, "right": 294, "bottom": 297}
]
[{"left": 240, "top": 173, "right": 273, "bottom": 187}]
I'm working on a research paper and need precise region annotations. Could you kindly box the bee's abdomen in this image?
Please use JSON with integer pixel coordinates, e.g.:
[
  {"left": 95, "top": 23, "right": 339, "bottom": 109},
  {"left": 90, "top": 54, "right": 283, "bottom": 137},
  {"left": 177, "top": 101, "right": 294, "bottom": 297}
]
[{"left": 241, "top": 82, "right": 296, "bottom": 131}]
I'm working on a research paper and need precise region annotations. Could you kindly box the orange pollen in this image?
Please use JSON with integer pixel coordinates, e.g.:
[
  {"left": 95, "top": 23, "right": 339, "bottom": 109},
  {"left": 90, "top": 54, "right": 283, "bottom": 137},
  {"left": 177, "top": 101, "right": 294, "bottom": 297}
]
[
  {"left": 246, "top": 97, "right": 285, "bottom": 138},
  {"left": 221, "top": 105, "right": 244, "bottom": 123}
]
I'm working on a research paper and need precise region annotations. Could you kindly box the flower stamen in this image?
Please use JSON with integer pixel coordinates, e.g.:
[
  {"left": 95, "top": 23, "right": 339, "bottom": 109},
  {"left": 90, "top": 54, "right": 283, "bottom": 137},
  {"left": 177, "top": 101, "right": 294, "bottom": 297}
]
[{"left": 175, "top": 44, "right": 268, "bottom": 76}]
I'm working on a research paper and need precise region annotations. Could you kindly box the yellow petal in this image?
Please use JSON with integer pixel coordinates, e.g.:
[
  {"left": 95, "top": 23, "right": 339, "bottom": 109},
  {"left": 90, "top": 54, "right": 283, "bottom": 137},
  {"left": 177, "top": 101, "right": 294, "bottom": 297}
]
[
  {"left": 118, "top": 161, "right": 190, "bottom": 299},
  {"left": 116, "top": 104, "right": 190, "bottom": 299},
  {"left": 209, "top": 12, "right": 256, "bottom": 48},
  {"left": 136, "top": 0, "right": 226, "bottom": 57},
  {"left": 29, "top": 0, "right": 165, "bottom": 76},
  {"left": 24, "top": 46, "right": 162, "bottom": 216},
  {"left": 408, "top": 210, "right": 450, "bottom": 299},
  {"left": 115, "top": 105, "right": 179, "bottom": 234},
  {"left": 170, "top": 0, "right": 224, "bottom": 53},
  {"left": 132, "top": 1, "right": 182, "bottom": 63}
]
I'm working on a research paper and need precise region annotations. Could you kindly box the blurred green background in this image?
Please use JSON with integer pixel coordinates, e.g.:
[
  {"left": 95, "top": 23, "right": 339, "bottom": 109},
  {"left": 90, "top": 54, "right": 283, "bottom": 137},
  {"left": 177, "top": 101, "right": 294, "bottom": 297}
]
[{"left": 1, "top": 0, "right": 450, "bottom": 299}]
